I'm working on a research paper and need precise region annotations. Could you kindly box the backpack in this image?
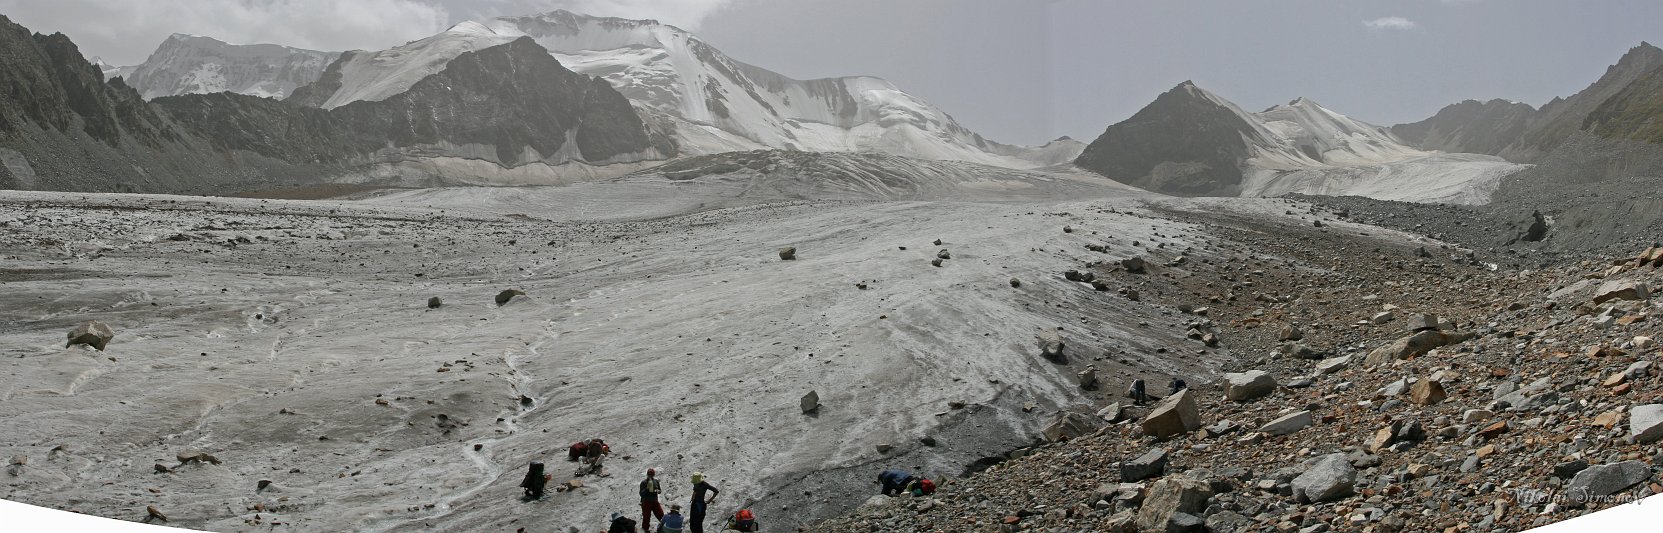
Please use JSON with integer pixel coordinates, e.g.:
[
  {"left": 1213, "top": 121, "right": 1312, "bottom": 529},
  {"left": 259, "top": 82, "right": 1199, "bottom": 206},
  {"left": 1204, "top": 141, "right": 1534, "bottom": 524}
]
[{"left": 918, "top": 479, "right": 935, "bottom": 495}]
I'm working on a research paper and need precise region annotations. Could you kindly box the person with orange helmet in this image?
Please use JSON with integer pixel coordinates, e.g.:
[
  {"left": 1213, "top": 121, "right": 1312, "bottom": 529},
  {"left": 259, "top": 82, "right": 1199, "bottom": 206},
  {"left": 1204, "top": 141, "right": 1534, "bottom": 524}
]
[{"left": 724, "top": 509, "right": 759, "bottom": 532}]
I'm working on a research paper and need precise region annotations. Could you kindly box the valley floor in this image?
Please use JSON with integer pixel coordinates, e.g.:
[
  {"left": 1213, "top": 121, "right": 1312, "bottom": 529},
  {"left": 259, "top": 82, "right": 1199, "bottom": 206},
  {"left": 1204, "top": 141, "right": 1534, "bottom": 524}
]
[{"left": 1, "top": 185, "right": 1653, "bottom": 533}]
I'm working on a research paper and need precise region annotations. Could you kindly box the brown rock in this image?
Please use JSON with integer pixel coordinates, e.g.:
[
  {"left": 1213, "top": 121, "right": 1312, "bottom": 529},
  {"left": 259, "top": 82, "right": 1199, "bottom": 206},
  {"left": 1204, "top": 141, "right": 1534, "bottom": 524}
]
[
  {"left": 1367, "top": 426, "right": 1397, "bottom": 453},
  {"left": 1593, "top": 280, "right": 1650, "bottom": 304},
  {"left": 494, "top": 289, "right": 526, "bottom": 306},
  {"left": 1141, "top": 388, "right": 1202, "bottom": 440},
  {"left": 1409, "top": 380, "right": 1447, "bottom": 405},
  {"left": 1136, "top": 476, "right": 1214, "bottom": 533},
  {"left": 1593, "top": 410, "right": 1624, "bottom": 428},
  {"left": 146, "top": 506, "right": 168, "bottom": 523},
  {"left": 1478, "top": 421, "right": 1508, "bottom": 438}
]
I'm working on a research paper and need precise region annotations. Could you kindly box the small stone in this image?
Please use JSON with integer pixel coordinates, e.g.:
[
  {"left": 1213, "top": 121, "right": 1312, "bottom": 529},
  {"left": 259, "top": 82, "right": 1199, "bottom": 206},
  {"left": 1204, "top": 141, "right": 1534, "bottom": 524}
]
[
  {"left": 800, "top": 391, "right": 820, "bottom": 414},
  {"left": 1315, "top": 356, "right": 1351, "bottom": 375},
  {"left": 936, "top": 249, "right": 951, "bottom": 260},
  {"left": 1462, "top": 409, "right": 1493, "bottom": 424},
  {"left": 778, "top": 246, "right": 797, "bottom": 260},
  {"left": 1009, "top": 278, "right": 1021, "bottom": 288},
  {"left": 1592, "top": 280, "right": 1650, "bottom": 304},
  {"left": 1405, "top": 313, "right": 1440, "bottom": 332},
  {"left": 426, "top": 297, "right": 442, "bottom": 309},
  {"left": 1121, "top": 256, "right": 1146, "bottom": 273},
  {"left": 1278, "top": 324, "right": 1303, "bottom": 342},
  {"left": 494, "top": 289, "right": 525, "bottom": 306},
  {"left": 875, "top": 443, "right": 893, "bottom": 454}
]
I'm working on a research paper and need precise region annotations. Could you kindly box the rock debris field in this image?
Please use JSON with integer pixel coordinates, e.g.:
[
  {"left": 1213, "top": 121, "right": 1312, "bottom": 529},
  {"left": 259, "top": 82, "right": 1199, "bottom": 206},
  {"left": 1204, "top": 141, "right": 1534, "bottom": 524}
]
[{"left": 1, "top": 187, "right": 1658, "bottom": 533}]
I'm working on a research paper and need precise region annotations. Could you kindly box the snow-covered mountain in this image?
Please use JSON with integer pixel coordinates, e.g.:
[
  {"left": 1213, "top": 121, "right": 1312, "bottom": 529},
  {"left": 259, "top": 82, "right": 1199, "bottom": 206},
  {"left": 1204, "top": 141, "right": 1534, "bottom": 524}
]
[
  {"left": 118, "top": 34, "right": 338, "bottom": 100},
  {"left": 300, "top": 11, "right": 1075, "bottom": 168},
  {"left": 1076, "top": 82, "right": 1525, "bottom": 203}
]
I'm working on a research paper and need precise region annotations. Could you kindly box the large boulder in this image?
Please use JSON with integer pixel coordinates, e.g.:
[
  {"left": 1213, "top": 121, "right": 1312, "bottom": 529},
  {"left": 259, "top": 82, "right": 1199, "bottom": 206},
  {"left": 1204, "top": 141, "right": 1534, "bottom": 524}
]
[
  {"left": 1120, "top": 448, "right": 1168, "bottom": 482},
  {"left": 1223, "top": 370, "right": 1276, "bottom": 402},
  {"left": 1141, "top": 388, "right": 1201, "bottom": 440},
  {"left": 66, "top": 321, "right": 116, "bottom": 351},
  {"left": 1629, "top": 404, "right": 1663, "bottom": 444},
  {"left": 1135, "top": 476, "right": 1213, "bottom": 533},
  {"left": 1258, "top": 411, "right": 1313, "bottom": 436},
  {"left": 1043, "top": 411, "right": 1102, "bottom": 443},
  {"left": 1567, "top": 461, "right": 1652, "bottom": 500},
  {"left": 1363, "top": 329, "right": 1475, "bottom": 367},
  {"left": 1593, "top": 280, "right": 1650, "bottom": 304},
  {"left": 1291, "top": 453, "right": 1355, "bottom": 503},
  {"left": 494, "top": 289, "right": 526, "bottom": 306}
]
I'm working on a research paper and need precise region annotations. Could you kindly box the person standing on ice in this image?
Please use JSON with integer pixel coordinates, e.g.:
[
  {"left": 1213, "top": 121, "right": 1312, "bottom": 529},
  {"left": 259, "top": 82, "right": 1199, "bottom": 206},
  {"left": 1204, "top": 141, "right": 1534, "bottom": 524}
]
[
  {"left": 687, "top": 472, "right": 719, "bottom": 533},
  {"left": 640, "top": 468, "right": 665, "bottom": 531}
]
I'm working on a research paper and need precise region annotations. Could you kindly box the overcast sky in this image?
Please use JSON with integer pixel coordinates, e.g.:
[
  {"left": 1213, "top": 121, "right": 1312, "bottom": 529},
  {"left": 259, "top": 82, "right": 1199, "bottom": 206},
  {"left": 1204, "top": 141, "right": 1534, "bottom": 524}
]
[{"left": 4, "top": 0, "right": 1661, "bottom": 145}]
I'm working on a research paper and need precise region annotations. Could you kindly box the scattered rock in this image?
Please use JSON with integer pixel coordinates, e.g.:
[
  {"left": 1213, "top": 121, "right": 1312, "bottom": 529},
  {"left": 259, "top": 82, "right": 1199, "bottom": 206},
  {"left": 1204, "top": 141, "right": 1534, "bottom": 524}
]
[
  {"left": 1259, "top": 410, "right": 1313, "bottom": 436},
  {"left": 494, "top": 289, "right": 526, "bottom": 306},
  {"left": 1120, "top": 257, "right": 1146, "bottom": 273},
  {"left": 176, "top": 449, "right": 221, "bottom": 466},
  {"left": 1223, "top": 370, "right": 1276, "bottom": 402},
  {"left": 1292, "top": 453, "right": 1356, "bottom": 503},
  {"left": 1035, "top": 329, "right": 1065, "bottom": 361},
  {"left": 146, "top": 506, "right": 168, "bottom": 523},
  {"left": 1120, "top": 448, "right": 1168, "bottom": 482},
  {"left": 426, "top": 297, "right": 442, "bottom": 309},
  {"left": 1405, "top": 313, "right": 1440, "bottom": 332},
  {"left": 1315, "top": 356, "right": 1351, "bottom": 375},
  {"left": 1009, "top": 278, "right": 1021, "bottom": 288},
  {"left": 1044, "top": 411, "right": 1102, "bottom": 443},
  {"left": 1363, "top": 329, "right": 1475, "bottom": 367},
  {"left": 1135, "top": 476, "right": 1213, "bottom": 533},
  {"left": 800, "top": 391, "right": 820, "bottom": 414},
  {"left": 1628, "top": 404, "right": 1663, "bottom": 444},
  {"left": 1592, "top": 280, "right": 1649, "bottom": 304},
  {"left": 1097, "top": 402, "right": 1125, "bottom": 423},
  {"left": 1078, "top": 366, "right": 1099, "bottom": 389},
  {"left": 1409, "top": 379, "right": 1448, "bottom": 405},
  {"left": 1277, "top": 324, "right": 1303, "bottom": 341},
  {"left": 779, "top": 246, "right": 797, "bottom": 260},
  {"left": 66, "top": 321, "right": 115, "bottom": 351},
  {"left": 875, "top": 443, "right": 893, "bottom": 454},
  {"left": 936, "top": 249, "right": 951, "bottom": 260},
  {"left": 1141, "top": 389, "right": 1202, "bottom": 440},
  {"left": 1566, "top": 461, "right": 1652, "bottom": 500}
]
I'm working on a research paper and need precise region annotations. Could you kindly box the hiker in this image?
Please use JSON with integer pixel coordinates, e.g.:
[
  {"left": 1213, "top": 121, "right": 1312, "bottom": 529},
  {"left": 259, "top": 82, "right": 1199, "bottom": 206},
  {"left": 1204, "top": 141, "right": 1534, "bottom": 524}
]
[
  {"left": 688, "top": 472, "right": 719, "bottom": 533},
  {"left": 1128, "top": 378, "right": 1149, "bottom": 405},
  {"left": 568, "top": 441, "right": 587, "bottom": 462},
  {"left": 1168, "top": 377, "right": 1188, "bottom": 395},
  {"left": 724, "top": 509, "right": 759, "bottom": 532},
  {"left": 607, "top": 511, "right": 638, "bottom": 533},
  {"left": 879, "top": 469, "right": 920, "bottom": 497},
  {"left": 640, "top": 468, "right": 665, "bottom": 531},
  {"left": 519, "top": 461, "right": 548, "bottom": 500},
  {"left": 658, "top": 503, "right": 685, "bottom": 532},
  {"left": 582, "top": 438, "right": 610, "bottom": 475}
]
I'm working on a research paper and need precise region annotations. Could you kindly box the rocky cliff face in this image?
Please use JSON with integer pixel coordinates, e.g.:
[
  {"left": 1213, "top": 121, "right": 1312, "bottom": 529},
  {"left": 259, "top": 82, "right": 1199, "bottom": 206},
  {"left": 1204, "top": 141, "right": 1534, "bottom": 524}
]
[
  {"left": 1396, "top": 42, "right": 1663, "bottom": 163},
  {"left": 1074, "top": 81, "right": 1267, "bottom": 196},
  {"left": 1585, "top": 63, "right": 1663, "bottom": 145},
  {"left": 1391, "top": 99, "right": 1536, "bottom": 156},
  {"left": 0, "top": 14, "right": 672, "bottom": 194},
  {"left": 121, "top": 34, "right": 338, "bottom": 100}
]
